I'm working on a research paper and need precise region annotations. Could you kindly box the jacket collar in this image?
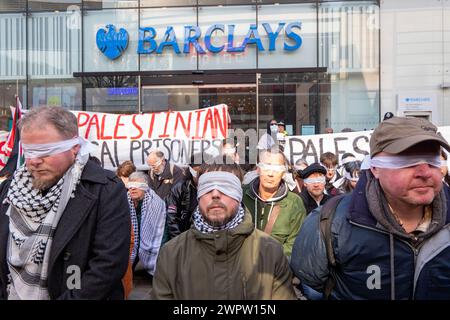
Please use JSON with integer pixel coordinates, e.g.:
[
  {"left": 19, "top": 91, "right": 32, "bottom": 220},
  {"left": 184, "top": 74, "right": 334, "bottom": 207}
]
[
  {"left": 155, "top": 161, "right": 172, "bottom": 180},
  {"left": 48, "top": 160, "right": 106, "bottom": 270},
  {"left": 347, "top": 172, "right": 378, "bottom": 227},
  {"left": 191, "top": 211, "right": 254, "bottom": 258},
  {"left": 443, "top": 186, "right": 450, "bottom": 224},
  {"left": 80, "top": 159, "right": 108, "bottom": 184},
  {"left": 248, "top": 177, "right": 288, "bottom": 203},
  {"left": 300, "top": 188, "right": 330, "bottom": 206}
]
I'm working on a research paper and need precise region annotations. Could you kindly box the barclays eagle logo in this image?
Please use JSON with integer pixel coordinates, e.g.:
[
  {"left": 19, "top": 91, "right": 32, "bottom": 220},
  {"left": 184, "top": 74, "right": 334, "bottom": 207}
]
[{"left": 96, "top": 24, "right": 129, "bottom": 60}]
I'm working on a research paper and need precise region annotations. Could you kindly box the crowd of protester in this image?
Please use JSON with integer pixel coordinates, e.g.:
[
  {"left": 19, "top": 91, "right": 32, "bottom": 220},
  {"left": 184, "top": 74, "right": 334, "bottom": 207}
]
[
  {"left": 1, "top": 108, "right": 450, "bottom": 300},
  {"left": 109, "top": 118, "right": 372, "bottom": 299}
]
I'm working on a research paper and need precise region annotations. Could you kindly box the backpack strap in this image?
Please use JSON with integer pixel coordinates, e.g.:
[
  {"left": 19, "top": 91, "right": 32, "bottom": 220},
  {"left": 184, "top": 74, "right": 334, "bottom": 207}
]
[
  {"left": 264, "top": 205, "right": 280, "bottom": 235},
  {"left": 319, "top": 194, "right": 346, "bottom": 299}
]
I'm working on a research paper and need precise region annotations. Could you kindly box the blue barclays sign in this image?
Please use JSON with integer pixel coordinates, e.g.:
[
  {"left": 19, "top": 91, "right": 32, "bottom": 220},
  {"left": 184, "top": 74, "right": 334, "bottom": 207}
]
[
  {"left": 107, "top": 87, "right": 138, "bottom": 96},
  {"left": 96, "top": 24, "right": 129, "bottom": 60},
  {"left": 405, "top": 97, "right": 431, "bottom": 103},
  {"left": 96, "top": 22, "right": 302, "bottom": 60}
]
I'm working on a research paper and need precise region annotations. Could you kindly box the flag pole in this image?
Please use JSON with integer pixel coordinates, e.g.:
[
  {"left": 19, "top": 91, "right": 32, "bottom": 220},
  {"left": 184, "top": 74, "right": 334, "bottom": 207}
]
[{"left": 14, "top": 95, "right": 22, "bottom": 169}]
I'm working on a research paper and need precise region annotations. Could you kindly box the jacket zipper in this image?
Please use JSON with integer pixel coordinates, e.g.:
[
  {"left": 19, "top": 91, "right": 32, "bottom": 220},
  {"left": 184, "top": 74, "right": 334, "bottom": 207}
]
[
  {"left": 349, "top": 220, "right": 423, "bottom": 299},
  {"left": 242, "top": 274, "right": 247, "bottom": 300}
]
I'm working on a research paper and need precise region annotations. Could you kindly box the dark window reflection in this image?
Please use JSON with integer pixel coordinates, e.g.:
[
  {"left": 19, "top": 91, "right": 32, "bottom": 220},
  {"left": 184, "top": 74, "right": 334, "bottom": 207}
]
[
  {"left": 140, "top": 0, "right": 196, "bottom": 7},
  {"left": 28, "top": 0, "right": 81, "bottom": 12},
  {"left": 84, "top": 76, "right": 138, "bottom": 113},
  {"left": 258, "top": 72, "right": 330, "bottom": 135},
  {"left": 83, "top": 0, "right": 138, "bottom": 10},
  {"left": 0, "top": 80, "right": 26, "bottom": 131},
  {"left": 28, "top": 78, "right": 82, "bottom": 111},
  {"left": 0, "top": 0, "right": 26, "bottom": 12}
]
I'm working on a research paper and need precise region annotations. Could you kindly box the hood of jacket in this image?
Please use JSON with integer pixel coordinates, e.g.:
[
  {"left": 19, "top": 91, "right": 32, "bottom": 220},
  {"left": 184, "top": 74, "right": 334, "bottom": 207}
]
[{"left": 247, "top": 177, "right": 288, "bottom": 203}]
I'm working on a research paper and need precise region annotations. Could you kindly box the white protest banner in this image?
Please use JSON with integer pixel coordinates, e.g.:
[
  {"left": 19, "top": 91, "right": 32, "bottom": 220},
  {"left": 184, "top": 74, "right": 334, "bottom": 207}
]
[
  {"left": 73, "top": 104, "right": 229, "bottom": 170},
  {"left": 284, "top": 126, "right": 450, "bottom": 165}
]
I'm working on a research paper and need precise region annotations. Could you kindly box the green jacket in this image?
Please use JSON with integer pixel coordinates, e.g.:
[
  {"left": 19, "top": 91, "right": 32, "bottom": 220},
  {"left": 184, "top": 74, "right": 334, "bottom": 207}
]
[
  {"left": 243, "top": 179, "right": 307, "bottom": 256},
  {"left": 151, "top": 212, "right": 296, "bottom": 300}
]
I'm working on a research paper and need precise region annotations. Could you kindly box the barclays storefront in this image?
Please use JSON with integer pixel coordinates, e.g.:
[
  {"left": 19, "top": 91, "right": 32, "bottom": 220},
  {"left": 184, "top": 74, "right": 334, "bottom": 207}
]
[{"left": 0, "top": 0, "right": 380, "bottom": 135}]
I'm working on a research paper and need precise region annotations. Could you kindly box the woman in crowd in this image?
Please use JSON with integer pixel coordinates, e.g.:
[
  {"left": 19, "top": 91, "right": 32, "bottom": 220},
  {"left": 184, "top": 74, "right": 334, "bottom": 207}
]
[
  {"left": 116, "top": 160, "right": 137, "bottom": 185},
  {"left": 334, "top": 159, "right": 362, "bottom": 194}
]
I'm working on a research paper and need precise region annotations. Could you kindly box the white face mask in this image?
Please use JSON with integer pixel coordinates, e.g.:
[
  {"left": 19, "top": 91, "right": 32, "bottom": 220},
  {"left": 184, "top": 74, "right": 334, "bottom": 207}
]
[{"left": 270, "top": 125, "right": 278, "bottom": 133}]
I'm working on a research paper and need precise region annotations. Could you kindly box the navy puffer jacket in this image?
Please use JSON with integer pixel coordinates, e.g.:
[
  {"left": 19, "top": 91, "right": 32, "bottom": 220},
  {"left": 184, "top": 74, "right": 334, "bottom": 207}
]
[{"left": 291, "top": 174, "right": 450, "bottom": 300}]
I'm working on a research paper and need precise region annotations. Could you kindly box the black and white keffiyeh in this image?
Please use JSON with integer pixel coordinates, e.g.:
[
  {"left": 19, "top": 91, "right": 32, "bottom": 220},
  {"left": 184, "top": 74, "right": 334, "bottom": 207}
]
[
  {"left": 7, "top": 167, "right": 64, "bottom": 224},
  {"left": 4, "top": 138, "right": 91, "bottom": 300},
  {"left": 193, "top": 205, "right": 245, "bottom": 234},
  {"left": 128, "top": 190, "right": 151, "bottom": 263},
  {"left": 128, "top": 188, "right": 166, "bottom": 276}
]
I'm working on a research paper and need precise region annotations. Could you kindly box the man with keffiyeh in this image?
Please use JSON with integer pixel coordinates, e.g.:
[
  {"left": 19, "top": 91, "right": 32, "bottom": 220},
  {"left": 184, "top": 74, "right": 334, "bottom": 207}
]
[
  {"left": 0, "top": 106, "right": 130, "bottom": 300},
  {"left": 124, "top": 171, "right": 166, "bottom": 301},
  {"left": 151, "top": 162, "right": 296, "bottom": 300}
]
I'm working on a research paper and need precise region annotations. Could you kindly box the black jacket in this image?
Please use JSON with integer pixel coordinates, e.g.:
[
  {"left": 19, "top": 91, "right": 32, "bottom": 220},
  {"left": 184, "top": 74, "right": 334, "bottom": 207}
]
[
  {"left": 0, "top": 160, "right": 131, "bottom": 300},
  {"left": 149, "top": 161, "right": 185, "bottom": 201},
  {"left": 165, "top": 177, "right": 197, "bottom": 240},
  {"left": 299, "top": 188, "right": 332, "bottom": 215}
]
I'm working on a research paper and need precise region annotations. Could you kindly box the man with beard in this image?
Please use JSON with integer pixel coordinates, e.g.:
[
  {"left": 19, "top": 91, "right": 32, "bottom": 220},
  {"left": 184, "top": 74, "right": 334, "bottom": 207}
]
[
  {"left": 146, "top": 149, "right": 185, "bottom": 201},
  {"left": 0, "top": 106, "right": 130, "bottom": 300},
  {"left": 151, "top": 162, "right": 296, "bottom": 300},
  {"left": 299, "top": 163, "right": 332, "bottom": 215},
  {"left": 291, "top": 116, "right": 450, "bottom": 299}
]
